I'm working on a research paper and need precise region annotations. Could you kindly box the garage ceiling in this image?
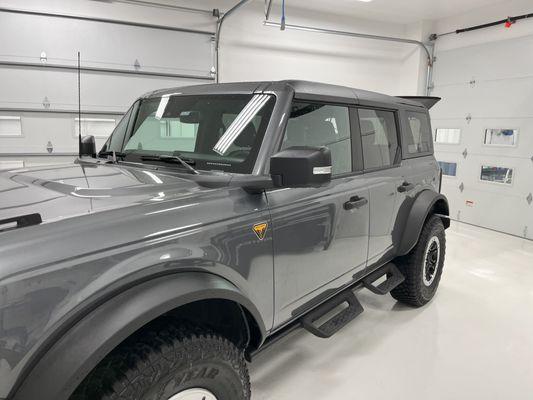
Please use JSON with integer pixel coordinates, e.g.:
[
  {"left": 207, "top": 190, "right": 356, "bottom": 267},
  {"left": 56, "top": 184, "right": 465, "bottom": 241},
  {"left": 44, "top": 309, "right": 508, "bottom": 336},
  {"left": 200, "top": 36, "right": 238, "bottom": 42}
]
[{"left": 184, "top": 0, "right": 506, "bottom": 23}]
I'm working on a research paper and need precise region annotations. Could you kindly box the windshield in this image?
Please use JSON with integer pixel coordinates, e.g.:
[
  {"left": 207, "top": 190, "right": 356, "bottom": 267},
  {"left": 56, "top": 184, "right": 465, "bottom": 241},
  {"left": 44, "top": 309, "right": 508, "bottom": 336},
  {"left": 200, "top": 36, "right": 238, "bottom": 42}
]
[{"left": 101, "top": 94, "right": 276, "bottom": 174}]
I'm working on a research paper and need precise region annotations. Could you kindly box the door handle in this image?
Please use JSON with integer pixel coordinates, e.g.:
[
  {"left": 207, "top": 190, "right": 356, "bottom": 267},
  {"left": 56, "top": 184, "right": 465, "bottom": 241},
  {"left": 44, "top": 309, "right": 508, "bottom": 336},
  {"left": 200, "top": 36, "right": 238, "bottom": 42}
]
[
  {"left": 397, "top": 181, "right": 415, "bottom": 193},
  {"left": 344, "top": 196, "right": 368, "bottom": 210}
]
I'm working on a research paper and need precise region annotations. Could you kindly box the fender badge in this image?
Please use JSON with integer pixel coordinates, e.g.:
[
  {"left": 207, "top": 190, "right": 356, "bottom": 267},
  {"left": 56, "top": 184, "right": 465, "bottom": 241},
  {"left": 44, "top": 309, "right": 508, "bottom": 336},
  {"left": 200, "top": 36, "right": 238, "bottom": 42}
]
[{"left": 253, "top": 222, "right": 268, "bottom": 240}]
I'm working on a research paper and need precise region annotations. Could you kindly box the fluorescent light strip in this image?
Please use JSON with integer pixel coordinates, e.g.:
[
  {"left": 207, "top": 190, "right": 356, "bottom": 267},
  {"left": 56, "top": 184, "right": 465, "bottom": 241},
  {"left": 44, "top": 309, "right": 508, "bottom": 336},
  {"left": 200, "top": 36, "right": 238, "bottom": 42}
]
[
  {"left": 155, "top": 95, "right": 170, "bottom": 120},
  {"left": 215, "top": 95, "right": 265, "bottom": 150},
  {"left": 216, "top": 96, "right": 264, "bottom": 150},
  {"left": 213, "top": 94, "right": 270, "bottom": 155}
]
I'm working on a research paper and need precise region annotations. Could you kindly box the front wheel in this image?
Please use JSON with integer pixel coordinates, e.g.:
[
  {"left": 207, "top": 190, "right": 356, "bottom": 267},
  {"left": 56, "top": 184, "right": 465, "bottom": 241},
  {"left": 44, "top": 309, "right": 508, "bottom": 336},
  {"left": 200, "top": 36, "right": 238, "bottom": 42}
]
[
  {"left": 71, "top": 321, "right": 250, "bottom": 400},
  {"left": 391, "top": 215, "right": 446, "bottom": 307}
]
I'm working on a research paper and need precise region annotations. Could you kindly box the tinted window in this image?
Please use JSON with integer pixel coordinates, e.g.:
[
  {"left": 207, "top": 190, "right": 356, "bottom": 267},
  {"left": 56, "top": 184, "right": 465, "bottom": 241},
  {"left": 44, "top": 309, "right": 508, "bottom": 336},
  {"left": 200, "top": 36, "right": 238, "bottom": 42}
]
[
  {"left": 404, "top": 111, "right": 432, "bottom": 154},
  {"left": 281, "top": 102, "right": 352, "bottom": 175},
  {"left": 358, "top": 108, "right": 399, "bottom": 169},
  {"left": 117, "top": 94, "right": 275, "bottom": 174}
]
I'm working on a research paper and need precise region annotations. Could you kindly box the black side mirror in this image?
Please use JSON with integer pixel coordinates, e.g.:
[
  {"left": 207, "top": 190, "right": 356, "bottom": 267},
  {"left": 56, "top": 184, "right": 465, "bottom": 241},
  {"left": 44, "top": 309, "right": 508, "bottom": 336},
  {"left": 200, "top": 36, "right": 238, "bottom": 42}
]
[
  {"left": 270, "top": 146, "right": 332, "bottom": 188},
  {"left": 79, "top": 135, "right": 96, "bottom": 157}
]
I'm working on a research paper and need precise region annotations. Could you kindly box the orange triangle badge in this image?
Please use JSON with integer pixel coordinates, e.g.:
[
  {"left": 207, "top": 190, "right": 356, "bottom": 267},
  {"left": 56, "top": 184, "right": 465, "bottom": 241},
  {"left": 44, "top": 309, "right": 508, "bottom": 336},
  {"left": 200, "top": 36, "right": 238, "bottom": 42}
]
[{"left": 253, "top": 222, "right": 268, "bottom": 240}]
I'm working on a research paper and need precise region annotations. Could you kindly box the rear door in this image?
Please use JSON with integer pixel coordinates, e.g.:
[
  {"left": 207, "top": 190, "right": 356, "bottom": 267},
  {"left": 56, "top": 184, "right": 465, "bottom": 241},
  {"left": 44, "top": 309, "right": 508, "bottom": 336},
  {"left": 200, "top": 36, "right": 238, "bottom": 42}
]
[
  {"left": 267, "top": 101, "right": 369, "bottom": 327},
  {"left": 357, "top": 107, "right": 407, "bottom": 267},
  {"left": 400, "top": 108, "right": 441, "bottom": 197}
]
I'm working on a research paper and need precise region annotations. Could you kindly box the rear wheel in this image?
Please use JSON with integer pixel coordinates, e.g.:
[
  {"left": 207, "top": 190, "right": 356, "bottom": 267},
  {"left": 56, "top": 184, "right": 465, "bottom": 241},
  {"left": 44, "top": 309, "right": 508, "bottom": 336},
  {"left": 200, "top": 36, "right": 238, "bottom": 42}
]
[
  {"left": 391, "top": 215, "right": 446, "bottom": 307},
  {"left": 70, "top": 321, "right": 250, "bottom": 400}
]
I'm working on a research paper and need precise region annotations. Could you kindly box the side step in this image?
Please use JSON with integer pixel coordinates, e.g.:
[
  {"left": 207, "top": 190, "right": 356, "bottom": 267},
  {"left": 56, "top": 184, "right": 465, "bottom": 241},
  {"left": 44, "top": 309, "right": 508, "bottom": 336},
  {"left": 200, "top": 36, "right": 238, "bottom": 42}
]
[
  {"left": 301, "top": 290, "right": 364, "bottom": 338},
  {"left": 362, "top": 263, "right": 405, "bottom": 295}
]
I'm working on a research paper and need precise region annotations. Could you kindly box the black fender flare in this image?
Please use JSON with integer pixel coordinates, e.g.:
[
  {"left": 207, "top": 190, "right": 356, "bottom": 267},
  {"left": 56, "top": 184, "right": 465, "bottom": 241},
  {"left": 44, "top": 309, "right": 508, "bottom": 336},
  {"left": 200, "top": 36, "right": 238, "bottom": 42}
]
[
  {"left": 397, "top": 190, "right": 449, "bottom": 256},
  {"left": 12, "top": 272, "right": 266, "bottom": 400}
]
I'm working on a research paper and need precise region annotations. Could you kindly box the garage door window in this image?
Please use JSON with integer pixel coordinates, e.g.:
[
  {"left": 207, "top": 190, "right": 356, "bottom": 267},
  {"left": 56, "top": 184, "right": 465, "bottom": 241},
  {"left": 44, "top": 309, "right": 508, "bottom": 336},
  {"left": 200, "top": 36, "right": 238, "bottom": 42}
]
[
  {"left": 435, "top": 128, "right": 461, "bottom": 144},
  {"left": 484, "top": 129, "right": 518, "bottom": 146},
  {"left": 403, "top": 111, "right": 432, "bottom": 155},
  {"left": 0, "top": 116, "right": 22, "bottom": 137},
  {"left": 281, "top": 102, "right": 352, "bottom": 175},
  {"left": 480, "top": 165, "right": 513, "bottom": 185},
  {"left": 438, "top": 161, "right": 457, "bottom": 177},
  {"left": 359, "top": 108, "right": 399, "bottom": 169}
]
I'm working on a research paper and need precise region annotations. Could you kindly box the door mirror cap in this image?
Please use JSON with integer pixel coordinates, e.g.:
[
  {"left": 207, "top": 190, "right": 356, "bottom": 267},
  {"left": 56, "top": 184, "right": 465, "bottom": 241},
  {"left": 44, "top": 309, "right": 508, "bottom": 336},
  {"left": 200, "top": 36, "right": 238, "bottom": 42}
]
[
  {"left": 270, "top": 146, "right": 332, "bottom": 188},
  {"left": 79, "top": 135, "right": 96, "bottom": 158}
]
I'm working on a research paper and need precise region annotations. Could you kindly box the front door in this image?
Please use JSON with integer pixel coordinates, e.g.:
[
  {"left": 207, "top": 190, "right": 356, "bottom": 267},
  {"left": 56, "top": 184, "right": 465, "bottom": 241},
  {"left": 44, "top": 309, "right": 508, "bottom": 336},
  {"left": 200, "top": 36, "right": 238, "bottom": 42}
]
[{"left": 268, "top": 101, "right": 369, "bottom": 327}]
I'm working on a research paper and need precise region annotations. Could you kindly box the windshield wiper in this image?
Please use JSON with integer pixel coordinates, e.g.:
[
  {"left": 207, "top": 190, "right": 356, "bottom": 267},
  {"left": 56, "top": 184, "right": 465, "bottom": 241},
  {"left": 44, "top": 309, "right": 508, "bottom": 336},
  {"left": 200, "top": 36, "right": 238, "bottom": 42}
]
[
  {"left": 140, "top": 154, "right": 199, "bottom": 175},
  {"left": 98, "top": 151, "right": 127, "bottom": 163}
]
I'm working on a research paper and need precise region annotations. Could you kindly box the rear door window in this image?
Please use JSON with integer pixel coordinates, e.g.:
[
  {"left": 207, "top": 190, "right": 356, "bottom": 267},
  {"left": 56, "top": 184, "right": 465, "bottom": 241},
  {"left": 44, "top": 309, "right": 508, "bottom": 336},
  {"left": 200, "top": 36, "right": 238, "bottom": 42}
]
[{"left": 358, "top": 108, "right": 400, "bottom": 170}]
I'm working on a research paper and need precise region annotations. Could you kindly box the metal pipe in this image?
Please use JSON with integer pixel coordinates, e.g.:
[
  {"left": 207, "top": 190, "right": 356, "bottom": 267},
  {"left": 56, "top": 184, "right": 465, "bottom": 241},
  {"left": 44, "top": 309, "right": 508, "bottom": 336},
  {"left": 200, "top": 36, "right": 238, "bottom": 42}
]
[
  {"left": 0, "top": 7, "right": 215, "bottom": 36},
  {"left": 0, "top": 152, "right": 78, "bottom": 157},
  {"left": 109, "top": 0, "right": 218, "bottom": 16},
  {"left": 425, "top": 44, "right": 436, "bottom": 96},
  {"left": 0, "top": 61, "right": 214, "bottom": 81},
  {"left": 215, "top": 0, "right": 254, "bottom": 82},
  {"left": 265, "top": 0, "right": 274, "bottom": 20},
  {"left": 264, "top": 20, "right": 434, "bottom": 95},
  {"left": 0, "top": 108, "right": 125, "bottom": 116},
  {"left": 263, "top": 20, "right": 433, "bottom": 62}
]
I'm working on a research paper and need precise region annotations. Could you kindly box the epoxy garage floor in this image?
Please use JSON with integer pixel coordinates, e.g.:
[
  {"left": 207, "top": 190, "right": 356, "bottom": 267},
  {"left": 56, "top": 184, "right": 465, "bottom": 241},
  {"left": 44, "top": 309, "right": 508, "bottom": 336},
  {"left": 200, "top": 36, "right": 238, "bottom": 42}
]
[{"left": 250, "top": 222, "right": 533, "bottom": 400}]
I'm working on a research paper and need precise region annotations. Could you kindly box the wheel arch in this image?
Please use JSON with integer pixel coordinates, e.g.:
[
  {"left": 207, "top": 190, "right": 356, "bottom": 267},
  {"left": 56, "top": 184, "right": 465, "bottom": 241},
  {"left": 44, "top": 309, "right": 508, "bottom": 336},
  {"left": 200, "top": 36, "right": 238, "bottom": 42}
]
[
  {"left": 11, "top": 272, "right": 266, "bottom": 400},
  {"left": 397, "top": 190, "right": 450, "bottom": 256}
]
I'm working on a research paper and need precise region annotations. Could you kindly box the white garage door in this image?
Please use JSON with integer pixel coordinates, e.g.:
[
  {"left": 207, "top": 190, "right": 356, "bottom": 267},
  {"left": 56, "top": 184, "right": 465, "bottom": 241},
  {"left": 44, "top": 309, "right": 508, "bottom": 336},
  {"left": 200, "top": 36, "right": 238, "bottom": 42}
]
[
  {"left": 431, "top": 35, "right": 533, "bottom": 239},
  {"left": 0, "top": 9, "right": 215, "bottom": 168}
]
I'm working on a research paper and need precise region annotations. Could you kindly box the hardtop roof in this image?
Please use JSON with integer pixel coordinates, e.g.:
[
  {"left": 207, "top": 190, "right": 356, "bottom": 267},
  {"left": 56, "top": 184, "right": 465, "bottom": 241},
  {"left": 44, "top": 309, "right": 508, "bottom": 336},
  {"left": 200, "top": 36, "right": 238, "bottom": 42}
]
[{"left": 143, "top": 80, "right": 426, "bottom": 109}]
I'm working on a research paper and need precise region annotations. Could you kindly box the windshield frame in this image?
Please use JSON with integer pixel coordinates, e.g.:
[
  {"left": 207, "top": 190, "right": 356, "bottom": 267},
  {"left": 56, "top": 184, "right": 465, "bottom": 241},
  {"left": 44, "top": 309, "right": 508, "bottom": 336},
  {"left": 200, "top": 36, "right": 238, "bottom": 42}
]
[{"left": 101, "top": 93, "right": 277, "bottom": 175}]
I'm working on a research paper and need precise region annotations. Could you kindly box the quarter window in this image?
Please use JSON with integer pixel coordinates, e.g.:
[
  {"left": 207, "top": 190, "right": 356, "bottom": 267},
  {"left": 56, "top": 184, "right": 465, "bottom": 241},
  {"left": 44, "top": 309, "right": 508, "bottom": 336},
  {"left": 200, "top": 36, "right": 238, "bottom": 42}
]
[
  {"left": 404, "top": 111, "right": 432, "bottom": 155},
  {"left": 359, "top": 108, "right": 399, "bottom": 169},
  {"left": 281, "top": 102, "right": 352, "bottom": 175}
]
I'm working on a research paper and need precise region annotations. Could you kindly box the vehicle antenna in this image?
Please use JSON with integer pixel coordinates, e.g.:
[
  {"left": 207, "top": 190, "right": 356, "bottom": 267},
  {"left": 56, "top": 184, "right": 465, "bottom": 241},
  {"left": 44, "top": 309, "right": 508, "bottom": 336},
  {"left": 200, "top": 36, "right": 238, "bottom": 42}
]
[{"left": 77, "top": 51, "right": 82, "bottom": 157}]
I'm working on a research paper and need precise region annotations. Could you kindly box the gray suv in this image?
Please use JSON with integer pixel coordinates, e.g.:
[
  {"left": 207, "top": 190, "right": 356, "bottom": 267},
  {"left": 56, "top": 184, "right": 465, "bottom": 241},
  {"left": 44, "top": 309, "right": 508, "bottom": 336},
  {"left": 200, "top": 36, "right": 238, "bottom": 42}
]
[{"left": 0, "top": 80, "right": 449, "bottom": 400}]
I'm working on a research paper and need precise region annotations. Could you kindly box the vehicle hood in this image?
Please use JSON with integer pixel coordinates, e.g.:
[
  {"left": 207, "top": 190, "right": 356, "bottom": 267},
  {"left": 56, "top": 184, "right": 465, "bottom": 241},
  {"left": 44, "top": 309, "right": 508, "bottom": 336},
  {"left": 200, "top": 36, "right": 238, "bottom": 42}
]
[{"left": 0, "top": 161, "right": 208, "bottom": 224}]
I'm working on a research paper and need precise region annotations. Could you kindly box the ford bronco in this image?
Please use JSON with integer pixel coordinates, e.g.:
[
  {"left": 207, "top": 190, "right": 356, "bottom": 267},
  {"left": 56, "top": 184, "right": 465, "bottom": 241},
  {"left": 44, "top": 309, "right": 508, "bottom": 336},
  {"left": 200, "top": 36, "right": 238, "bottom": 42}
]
[{"left": 0, "top": 80, "right": 449, "bottom": 400}]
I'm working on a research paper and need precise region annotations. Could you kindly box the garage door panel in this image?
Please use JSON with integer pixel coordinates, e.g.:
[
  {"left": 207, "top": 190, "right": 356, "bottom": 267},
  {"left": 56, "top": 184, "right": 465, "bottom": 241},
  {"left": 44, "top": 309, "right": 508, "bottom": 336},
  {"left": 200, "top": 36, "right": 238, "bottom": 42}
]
[
  {"left": 432, "top": 34, "right": 533, "bottom": 239},
  {"left": 433, "top": 118, "right": 533, "bottom": 160},
  {"left": 0, "top": 12, "right": 214, "bottom": 77},
  {"left": 0, "top": 67, "right": 208, "bottom": 112},
  {"left": 459, "top": 188, "right": 529, "bottom": 237},
  {"left": 0, "top": 112, "right": 118, "bottom": 154},
  {"left": 433, "top": 36, "right": 533, "bottom": 85},
  {"left": 431, "top": 79, "right": 533, "bottom": 119}
]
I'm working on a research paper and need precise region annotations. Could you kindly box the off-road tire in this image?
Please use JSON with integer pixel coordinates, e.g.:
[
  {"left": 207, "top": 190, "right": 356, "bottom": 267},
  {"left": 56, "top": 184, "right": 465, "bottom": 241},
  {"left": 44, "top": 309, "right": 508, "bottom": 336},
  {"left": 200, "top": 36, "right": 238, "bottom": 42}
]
[
  {"left": 391, "top": 215, "right": 446, "bottom": 307},
  {"left": 70, "top": 320, "right": 250, "bottom": 400}
]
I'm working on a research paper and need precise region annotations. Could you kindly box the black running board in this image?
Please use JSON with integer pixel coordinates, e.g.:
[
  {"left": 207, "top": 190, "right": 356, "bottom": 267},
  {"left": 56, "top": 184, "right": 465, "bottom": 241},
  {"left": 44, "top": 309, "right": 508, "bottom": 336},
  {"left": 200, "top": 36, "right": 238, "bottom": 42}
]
[
  {"left": 301, "top": 290, "right": 364, "bottom": 338},
  {"left": 362, "top": 263, "right": 405, "bottom": 295}
]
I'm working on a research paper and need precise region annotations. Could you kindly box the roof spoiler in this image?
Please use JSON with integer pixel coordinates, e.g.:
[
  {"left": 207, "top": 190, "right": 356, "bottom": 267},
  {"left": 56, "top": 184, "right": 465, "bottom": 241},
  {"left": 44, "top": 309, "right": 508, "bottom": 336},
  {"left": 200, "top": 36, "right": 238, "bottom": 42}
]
[{"left": 397, "top": 96, "right": 441, "bottom": 110}]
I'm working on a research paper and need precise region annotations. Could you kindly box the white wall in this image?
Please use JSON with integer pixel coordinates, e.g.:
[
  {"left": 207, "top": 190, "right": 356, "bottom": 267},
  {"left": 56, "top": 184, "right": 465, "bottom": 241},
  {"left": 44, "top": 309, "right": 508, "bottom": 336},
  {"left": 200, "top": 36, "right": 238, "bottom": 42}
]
[{"left": 218, "top": 1, "right": 426, "bottom": 95}]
